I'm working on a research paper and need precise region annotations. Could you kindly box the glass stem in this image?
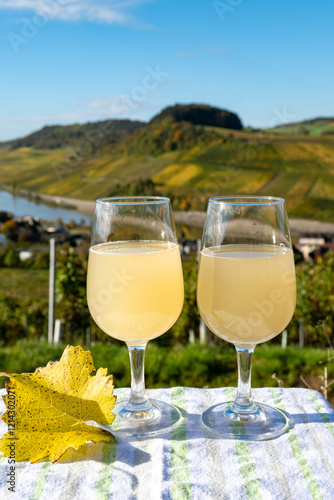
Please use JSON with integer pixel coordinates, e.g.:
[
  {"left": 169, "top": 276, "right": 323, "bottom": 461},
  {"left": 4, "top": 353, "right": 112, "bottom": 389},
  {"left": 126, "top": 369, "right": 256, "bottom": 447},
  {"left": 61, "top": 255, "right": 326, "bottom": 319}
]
[
  {"left": 232, "top": 347, "right": 257, "bottom": 413},
  {"left": 128, "top": 345, "right": 148, "bottom": 405}
]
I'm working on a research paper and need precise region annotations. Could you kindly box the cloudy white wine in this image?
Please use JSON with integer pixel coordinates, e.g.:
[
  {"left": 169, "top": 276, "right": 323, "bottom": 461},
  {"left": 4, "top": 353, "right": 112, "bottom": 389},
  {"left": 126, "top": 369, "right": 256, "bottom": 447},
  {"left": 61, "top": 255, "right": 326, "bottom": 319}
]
[
  {"left": 197, "top": 244, "right": 296, "bottom": 347},
  {"left": 87, "top": 240, "right": 184, "bottom": 345}
]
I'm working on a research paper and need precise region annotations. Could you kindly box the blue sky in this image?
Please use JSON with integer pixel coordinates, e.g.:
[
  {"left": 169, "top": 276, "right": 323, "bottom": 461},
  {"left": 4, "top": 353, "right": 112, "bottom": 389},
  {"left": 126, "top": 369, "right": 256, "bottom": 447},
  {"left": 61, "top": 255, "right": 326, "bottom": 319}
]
[{"left": 0, "top": 0, "right": 333, "bottom": 141}]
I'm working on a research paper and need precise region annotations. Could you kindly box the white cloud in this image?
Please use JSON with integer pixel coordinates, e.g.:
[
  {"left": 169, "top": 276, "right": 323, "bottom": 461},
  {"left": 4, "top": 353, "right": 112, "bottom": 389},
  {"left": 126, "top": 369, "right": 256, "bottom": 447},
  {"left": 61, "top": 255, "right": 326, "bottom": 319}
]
[
  {"left": 0, "top": 91, "right": 166, "bottom": 140},
  {"left": 84, "top": 94, "right": 159, "bottom": 118},
  {"left": 202, "top": 46, "right": 226, "bottom": 56},
  {"left": 0, "top": 0, "right": 153, "bottom": 25}
]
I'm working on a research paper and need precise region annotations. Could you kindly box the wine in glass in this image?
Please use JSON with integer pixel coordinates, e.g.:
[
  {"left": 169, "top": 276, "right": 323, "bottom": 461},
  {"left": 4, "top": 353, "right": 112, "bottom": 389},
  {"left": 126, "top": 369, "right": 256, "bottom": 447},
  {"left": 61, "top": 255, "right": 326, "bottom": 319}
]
[
  {"left": 197, "top": 196, "right": 296, "bottom": 440},
  {"left": 87, "top": 196, "right": 184, "bottom": 438}
]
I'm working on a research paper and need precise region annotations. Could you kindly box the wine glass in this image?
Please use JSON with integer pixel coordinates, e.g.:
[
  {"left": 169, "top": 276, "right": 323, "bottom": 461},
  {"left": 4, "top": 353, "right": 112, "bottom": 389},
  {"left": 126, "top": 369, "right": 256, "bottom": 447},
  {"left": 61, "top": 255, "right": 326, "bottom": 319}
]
[
  {"left": 87, "top": 196, "right": 184, "bottom": 438},
  {"left": 197, "top": 196, "right": 296, "bottom": 440}
]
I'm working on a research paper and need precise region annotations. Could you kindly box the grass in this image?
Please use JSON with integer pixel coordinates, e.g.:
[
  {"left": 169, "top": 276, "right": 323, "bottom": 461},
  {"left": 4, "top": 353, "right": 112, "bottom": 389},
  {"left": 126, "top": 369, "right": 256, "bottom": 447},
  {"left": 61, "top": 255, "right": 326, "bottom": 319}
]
[{"left": 0, "top": 340, "right": 333, "bottom": 407}]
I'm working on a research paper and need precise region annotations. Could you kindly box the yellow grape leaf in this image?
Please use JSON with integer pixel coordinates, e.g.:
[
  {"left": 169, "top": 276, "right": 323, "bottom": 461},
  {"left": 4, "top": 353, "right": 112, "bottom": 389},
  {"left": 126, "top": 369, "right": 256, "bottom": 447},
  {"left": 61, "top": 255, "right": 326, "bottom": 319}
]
[{"left": 0, "top": 345, "right": 116, "bottom": 463}]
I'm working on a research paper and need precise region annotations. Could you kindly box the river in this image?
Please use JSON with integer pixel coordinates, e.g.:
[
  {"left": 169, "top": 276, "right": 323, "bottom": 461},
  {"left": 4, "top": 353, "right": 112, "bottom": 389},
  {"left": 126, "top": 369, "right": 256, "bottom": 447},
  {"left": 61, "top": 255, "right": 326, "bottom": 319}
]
[{"left": 0, "top": 190, "right": 92, "bottom": 225}]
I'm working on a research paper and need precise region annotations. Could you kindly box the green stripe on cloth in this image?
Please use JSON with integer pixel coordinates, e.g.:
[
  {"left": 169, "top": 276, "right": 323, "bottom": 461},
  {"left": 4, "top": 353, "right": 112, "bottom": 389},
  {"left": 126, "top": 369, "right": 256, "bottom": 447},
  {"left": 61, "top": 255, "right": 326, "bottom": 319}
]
[
  {"left": 270, "top": 388, "right": 324, "bottom": 500},
  {"left": 94, "top": 441, "right": 117, "bottom": 500},
  {"left": 221, "top": 388, "right": 264, "bottom": 499},
  {"left": 307, "top": 389, "right": 334, "bottom": 439},
  {"left": 234, "top": 441, "right": 263, "bottom": 500},
  {"left": 94, "top": 388, "right": 134, "bottom": 499},
  {"left": 29, "top": 462, "right": 53, "bottom": 500},
  {"left": 170, "top": 387, "right": 191, "bottom": 500},
  {"left": 223, "top": 388, "right": 263, "bottom": 499},
  {"left": 200, "top": 390, "right": 229, "bottom": 500}
]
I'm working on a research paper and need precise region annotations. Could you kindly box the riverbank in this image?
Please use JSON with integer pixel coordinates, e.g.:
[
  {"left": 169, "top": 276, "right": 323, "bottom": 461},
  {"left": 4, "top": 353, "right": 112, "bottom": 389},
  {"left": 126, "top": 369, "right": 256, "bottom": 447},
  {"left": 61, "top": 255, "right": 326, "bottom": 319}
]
[
  {"left": 0, "top": 189, "right": 92, "bottom": 225},
  {"left": 37, "top": 193, "right": 334, "bottom": 237},
  {"left": 38, "top": 193, "right": 96, "bottom": 216}
]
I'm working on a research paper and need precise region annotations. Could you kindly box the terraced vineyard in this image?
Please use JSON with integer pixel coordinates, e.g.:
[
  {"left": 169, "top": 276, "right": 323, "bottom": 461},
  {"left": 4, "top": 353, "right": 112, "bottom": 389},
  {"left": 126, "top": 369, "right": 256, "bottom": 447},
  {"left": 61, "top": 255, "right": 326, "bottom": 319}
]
[{"left": 0, "top": 121, "right": 334, "bottom": 221}]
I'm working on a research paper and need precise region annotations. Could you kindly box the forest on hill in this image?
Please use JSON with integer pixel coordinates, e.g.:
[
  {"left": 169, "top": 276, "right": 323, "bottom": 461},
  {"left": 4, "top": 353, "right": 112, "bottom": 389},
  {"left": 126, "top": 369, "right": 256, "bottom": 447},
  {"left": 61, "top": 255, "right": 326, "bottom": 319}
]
[
  {"left": 0, "top": 119, "right": 145, "bottom": 150},
  {"left": 0, "top": 104, "right": 333, "bottom": 222}
]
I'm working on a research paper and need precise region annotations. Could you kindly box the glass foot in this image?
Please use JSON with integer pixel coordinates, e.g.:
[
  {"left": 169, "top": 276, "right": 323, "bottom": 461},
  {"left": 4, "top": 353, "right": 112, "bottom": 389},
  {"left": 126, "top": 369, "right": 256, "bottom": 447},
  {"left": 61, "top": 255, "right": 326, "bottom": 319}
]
[
  {"left": 110, "top": 399, "right": 182, "bottom": 439},
  {"left": 202, "top": 401, "right": 289, "bottom": 440}
]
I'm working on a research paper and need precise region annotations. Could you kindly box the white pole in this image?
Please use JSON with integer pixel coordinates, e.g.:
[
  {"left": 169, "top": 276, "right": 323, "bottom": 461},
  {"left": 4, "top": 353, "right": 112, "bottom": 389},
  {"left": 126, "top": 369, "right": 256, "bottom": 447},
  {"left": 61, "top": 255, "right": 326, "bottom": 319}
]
[
  {"left": 281, "top": 329, "right": 288, "bottom": 349},
  {"left": 48, "top": 238, "right": 56, "bottom": 344},
  {"left": 54, "top": 319, "right": 63, "bottom": 344},
  {"left": 199, "top": 319, "right": 208, "bottom": 345}
]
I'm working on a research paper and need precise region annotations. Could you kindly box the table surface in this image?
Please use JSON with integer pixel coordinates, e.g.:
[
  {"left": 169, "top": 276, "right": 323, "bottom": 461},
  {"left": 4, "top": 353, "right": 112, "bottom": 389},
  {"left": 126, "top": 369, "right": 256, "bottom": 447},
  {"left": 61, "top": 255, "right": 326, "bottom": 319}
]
[{"left": 1, "top": 386, "right": 334, "bottom": 500}]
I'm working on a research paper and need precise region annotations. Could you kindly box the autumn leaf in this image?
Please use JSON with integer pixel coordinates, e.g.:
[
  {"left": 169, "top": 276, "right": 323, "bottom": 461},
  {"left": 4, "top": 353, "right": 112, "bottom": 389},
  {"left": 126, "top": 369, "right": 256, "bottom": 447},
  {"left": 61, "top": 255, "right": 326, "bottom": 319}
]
[{"left": 0, "top": 345, "right": 116, "bottom": 463}]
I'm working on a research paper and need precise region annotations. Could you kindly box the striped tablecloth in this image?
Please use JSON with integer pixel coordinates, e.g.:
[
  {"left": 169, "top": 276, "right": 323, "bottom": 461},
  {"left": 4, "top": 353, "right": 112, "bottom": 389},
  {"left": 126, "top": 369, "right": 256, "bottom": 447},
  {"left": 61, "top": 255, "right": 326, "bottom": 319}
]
[{"left": 1, "top": 387, "right": 334, "bottom": 500}]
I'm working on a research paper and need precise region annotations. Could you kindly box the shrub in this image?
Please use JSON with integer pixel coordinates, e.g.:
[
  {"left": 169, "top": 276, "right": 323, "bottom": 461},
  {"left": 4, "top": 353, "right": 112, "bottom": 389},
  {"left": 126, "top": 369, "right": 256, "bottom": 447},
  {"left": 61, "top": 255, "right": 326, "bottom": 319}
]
[
  {"left": 3, "top": 248, "right": 20, "bottom": 268},
  {"left": 1, "top": 220, "right": 18, "bottom": 242},
  {"left": 289, "top": 252, "right": 334, "bottom": 347},
  {"left": 33, "top": 250, "right": 50, "bottom": 269},
  {"left": 170, "top": 257, "right": 200, "bottom": 343},
  {"left": 55, "top": 247, "right": 90, "bottom": 343},
  {"left": 0, "top": 294, "right": 25, "bottom": 344}
]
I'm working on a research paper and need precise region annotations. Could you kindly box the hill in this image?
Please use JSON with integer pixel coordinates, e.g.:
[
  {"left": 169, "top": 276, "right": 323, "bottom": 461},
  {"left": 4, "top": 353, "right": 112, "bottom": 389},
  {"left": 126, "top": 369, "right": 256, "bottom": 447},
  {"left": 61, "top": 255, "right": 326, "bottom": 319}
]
[
  {"left": 0, "top": 103, "right": 242, "bottom": 151},
  {"left": 267, "top": 116, "right": 334, "bottom": 137},
  {"left": 0, "top": 104, "right": 333, "bottom": 223},
  {"left": 150, "top": 103, "right": 243, "bottom": 130},
  {"left": 0, "top": 120, "right": 145, "bottom": 150}
]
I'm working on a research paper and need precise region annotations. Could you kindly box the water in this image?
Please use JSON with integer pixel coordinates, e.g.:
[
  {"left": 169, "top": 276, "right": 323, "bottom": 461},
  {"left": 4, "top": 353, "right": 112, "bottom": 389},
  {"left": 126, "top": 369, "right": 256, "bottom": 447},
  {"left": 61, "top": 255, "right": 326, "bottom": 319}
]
[{"left": 0, "top": 190, "right": 92, "bottom": 225}]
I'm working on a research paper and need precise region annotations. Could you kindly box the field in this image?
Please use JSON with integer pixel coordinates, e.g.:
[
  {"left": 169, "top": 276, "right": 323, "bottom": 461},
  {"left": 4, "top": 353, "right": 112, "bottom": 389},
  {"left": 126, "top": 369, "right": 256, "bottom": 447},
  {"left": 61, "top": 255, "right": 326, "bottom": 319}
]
[{"left": 1, "top": 126, "right": 334, "bottom": 221}]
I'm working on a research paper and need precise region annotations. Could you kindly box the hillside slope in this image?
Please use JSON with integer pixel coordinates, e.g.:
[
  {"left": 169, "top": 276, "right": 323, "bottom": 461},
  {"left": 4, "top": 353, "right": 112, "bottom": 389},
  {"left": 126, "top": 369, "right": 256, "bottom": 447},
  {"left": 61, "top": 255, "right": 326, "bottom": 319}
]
[
  {"left": 0, "top": 105, "right": 333, "bottom": 222},
  {"left": 267, "top": 116, "right": 334, "bottom": 137},
  {"left": 0, "top": 120, "right": 145, "bottom": 150}
]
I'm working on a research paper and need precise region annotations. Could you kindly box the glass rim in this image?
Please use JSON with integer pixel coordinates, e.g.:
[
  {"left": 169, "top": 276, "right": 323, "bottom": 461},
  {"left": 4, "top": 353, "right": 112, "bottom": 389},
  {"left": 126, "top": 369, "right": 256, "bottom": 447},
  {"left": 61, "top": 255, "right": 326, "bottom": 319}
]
[
  {"left": 209, "top": 196, "right": 285, "bottom": 206},
  {"left": 96, "top": 196, "right": 170, "bottom": 206}
]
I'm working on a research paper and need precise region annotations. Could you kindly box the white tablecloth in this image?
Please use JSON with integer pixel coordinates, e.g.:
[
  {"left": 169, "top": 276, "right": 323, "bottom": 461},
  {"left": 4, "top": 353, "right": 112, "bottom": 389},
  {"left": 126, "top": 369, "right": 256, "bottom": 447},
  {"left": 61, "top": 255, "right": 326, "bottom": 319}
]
[{"left": 1, "top": 387, "right": 334, "bottom": 499}]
